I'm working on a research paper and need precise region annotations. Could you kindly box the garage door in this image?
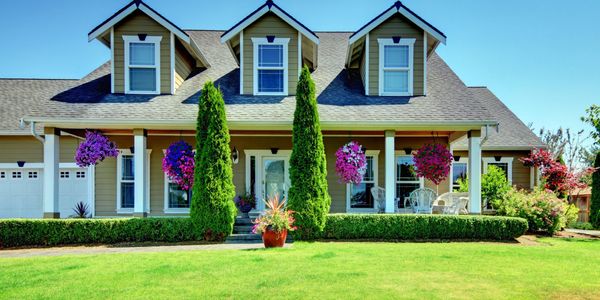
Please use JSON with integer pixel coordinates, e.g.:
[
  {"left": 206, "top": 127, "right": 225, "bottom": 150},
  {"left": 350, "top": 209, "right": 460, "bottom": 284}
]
[{"left": 0, "top": 168, "right": 90, "bottom": 219}]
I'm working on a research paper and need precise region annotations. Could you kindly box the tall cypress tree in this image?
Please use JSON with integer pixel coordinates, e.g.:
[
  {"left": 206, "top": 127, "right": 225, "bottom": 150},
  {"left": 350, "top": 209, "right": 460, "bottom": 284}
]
[
  {"left": 590, "top": 152, "right": 600, "bottom": 228},
  {"left": 288, "top": 66, "right": 331, "bottom": 240},
  {"left": 190, "top": 81, "right": 236, "bottom": 241}
]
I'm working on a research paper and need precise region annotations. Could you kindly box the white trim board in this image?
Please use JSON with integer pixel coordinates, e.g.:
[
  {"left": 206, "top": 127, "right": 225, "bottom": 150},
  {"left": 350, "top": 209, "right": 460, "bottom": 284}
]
[
  {"left": 346, "top": 150, "right": 380, "bottom": 213},
  {"left": 348, "top": 2, "right": 446, "bottom": 45},
  {"left": 220, "top": 3, "right": 319, "bottom": 45},
  {"left": 88, "top": 1, "right": 190, "bottom": 43},
  {"left": 115, "top": 149, "right": 151, "bottom": 214}
]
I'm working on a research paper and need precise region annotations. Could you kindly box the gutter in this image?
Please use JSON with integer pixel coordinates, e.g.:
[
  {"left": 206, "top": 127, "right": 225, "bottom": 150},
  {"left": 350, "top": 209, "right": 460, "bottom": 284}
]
[
  {"left": 20, "top": 118, "right": 44, "bottom": 144},
  {"left": 480, "top": 122, "right": 499, "bottom": 146}
]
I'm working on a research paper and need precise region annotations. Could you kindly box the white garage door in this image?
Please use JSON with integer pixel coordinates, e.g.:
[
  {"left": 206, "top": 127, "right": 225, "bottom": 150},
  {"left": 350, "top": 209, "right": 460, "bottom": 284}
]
[{"left": 0, "top": 167, "right": 90, "bottom": 219}]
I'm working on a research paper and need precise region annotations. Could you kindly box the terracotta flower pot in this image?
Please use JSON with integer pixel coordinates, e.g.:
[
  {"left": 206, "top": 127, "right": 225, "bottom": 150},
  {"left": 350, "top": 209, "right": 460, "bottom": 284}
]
[{"left": 262, "top": 227, "right": 287, "bottom": 248}]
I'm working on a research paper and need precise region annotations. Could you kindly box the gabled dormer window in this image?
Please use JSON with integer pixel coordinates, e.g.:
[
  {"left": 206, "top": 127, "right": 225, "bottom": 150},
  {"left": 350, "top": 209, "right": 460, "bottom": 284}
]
[
  {"left": 378, "top": 38, "right": 415, "bottom": 96},
  {"left": 252, "top": 37, "right": 289, "bottom": 96},
  {"left": 123, "top": 35, "right": 162, "bottom": 94}
]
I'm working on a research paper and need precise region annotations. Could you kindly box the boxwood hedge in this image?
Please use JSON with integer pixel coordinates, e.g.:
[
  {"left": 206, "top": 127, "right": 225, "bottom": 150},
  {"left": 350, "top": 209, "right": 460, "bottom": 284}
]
[
  {"left": 0, "top": 218, "right": 199, "bottom": 248},
  {"left": 318, "top": 214, "right": 528, "bottom": 241}
]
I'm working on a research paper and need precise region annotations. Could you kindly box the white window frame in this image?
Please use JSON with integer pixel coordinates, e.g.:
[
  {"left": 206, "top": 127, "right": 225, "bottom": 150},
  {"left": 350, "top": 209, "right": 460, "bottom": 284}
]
[
  {"left": 162, "top": 149, "right": 195, "bottom": 214},
  {"left": 346, "top": 150, "right": 380, "bottom": 213},
  {"left": 116, "top": 149, "right": 151, "bottom": 214},
  {"left": 482, "top": 157, "right": 514, "bottom": 185},
  {"left": 251, "top": 37, "right": 290, "bottom": 96},
  {"left": 378, "top": 38, "right": 415, "bottom": 96},
  {"left": 394, "top": 153, "right": 425, "bottom": 208},
  {"left": 449, "top": 157, "right": 469, "bottom": 191},
  {"left": 123, "top": 35, "right": 162, "bottom": 95}
]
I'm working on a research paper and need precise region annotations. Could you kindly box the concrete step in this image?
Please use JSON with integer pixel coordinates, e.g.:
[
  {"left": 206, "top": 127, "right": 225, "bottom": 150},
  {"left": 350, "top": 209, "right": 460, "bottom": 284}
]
[
  {"left": 233, "top": 225, "right": 254, "bottom": 234},
  {"left": 226, "top": 233, "right": 262, "bottom": 243},
  {"left": 234, "top": 217, "right": 253, "bottom": 225}
]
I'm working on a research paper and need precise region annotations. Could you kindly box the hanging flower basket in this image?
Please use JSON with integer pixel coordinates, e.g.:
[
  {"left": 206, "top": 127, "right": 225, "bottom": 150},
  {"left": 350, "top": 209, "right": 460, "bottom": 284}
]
[
  {"left": 75, "top": 130, "right": 119, "bottom": 167},
  {"left": 412, "top": 143, "right": 453, "bottom": 186},
  {"left": 335, "top": 141, "right": 367, "bottom": 184},
  {"left": 162, "top": 141, "right": 195, "bottom": 191}
]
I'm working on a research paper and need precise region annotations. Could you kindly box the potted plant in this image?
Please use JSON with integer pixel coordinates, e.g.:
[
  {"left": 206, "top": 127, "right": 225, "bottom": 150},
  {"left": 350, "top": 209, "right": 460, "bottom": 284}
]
[
  {"left": 252, "top": 194, "right": 296, "bottom": 248},
  {"left": 234, "top": 192, "right": 256, "bottom": 217}
]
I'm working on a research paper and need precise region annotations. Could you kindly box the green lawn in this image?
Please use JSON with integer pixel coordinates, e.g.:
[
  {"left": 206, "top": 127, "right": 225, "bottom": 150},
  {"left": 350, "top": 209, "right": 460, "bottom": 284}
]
[{"left": 1, "top": 238, "right": 600, "bottom": 299}]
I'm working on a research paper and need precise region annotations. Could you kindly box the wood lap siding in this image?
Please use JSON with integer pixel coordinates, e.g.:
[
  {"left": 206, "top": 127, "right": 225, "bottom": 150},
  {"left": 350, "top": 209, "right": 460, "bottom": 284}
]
[
  {"left": 368, "top": 14, "right": 424, "bottom": 96},
  {"left": 242, "top": 13, "right": 298, "bottom": 95},
  {"left": 0, "top": 136, "right": 78, "bottom": 163},
  {"left": 113, "top": 11, "right": 171, "bottom": 94},
  {"left": 175, "top": 40, "right": 194, "bottom": 90}
]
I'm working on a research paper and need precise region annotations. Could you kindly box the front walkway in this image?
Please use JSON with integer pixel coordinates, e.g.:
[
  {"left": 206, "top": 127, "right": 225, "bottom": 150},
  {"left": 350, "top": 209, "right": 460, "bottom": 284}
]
[
  {"left": 565, "top": 228, "right": 600, "bottom": 238},
  {"left": 0, "top": 243, "right": 292, "bottom": 258}
]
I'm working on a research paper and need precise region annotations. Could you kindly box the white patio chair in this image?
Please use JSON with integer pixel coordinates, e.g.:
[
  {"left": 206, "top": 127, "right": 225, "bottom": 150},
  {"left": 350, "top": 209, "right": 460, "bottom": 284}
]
[
  {"left": 407, "top": 188, "right": 437, "bottom": 214},
  {"left": 370, "top": 186, "right": 386, "bottom": 213}
]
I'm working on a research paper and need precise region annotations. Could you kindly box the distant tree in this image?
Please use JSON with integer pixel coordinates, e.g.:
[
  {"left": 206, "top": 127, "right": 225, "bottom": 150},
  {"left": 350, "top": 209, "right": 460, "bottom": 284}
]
[
  {"left": 190, "top": 81, "right": 236, "bottom": 241},
  {"left": 533, "top": 127, "right": 589, "bottom": 172},
  {"left": 288, "top": 66, "right": 331, "bottom": 240},
  {"left": 591, "top": 153, "right": 600, "bottom": 228}
]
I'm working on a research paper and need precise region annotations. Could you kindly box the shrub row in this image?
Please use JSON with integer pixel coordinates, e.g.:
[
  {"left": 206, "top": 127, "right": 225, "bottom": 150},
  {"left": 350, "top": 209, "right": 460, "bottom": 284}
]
[
  {"left": 318, "top": 214, "right": 528, "bottom": 241},
  {"left": 0, "top": 218, "right": 199, "bottom": 248}
]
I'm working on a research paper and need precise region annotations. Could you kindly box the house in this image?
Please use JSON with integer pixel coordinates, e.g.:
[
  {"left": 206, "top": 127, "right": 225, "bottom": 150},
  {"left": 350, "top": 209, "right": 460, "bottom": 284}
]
[{"left": 0, "top": 0, "right": 544, "bottom": 218}]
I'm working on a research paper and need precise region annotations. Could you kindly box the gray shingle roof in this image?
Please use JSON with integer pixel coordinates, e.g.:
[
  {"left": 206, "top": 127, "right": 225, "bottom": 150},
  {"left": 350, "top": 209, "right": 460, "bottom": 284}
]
[
  {"left": 451, "top": 87, "right": 545, "bottom": 150},
  {"left": 20, "top": 31, "right": 496, "bottom": 129},
  {"left": 0, "top": 79, "right": 77, "bottom": 134}
]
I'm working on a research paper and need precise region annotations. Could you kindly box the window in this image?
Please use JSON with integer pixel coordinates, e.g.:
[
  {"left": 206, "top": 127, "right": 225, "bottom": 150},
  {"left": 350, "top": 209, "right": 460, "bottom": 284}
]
[
  {"left": 252, "top": 38, "right": 289, "bottom": 95},
  {"left": 378, "top": 38, "right": 415, "bottom": 96},
  {"left": 60, "top": 171, "right": 70, "bottom": 179},
  {"left": 482, "top": 157, "right": 514, "bottom": 185},
  {"left": 164, "top": 176, "right": 192, "bottom": 212},
  {"left": 76, "top": 171, "right": 86, "bottom": 179},
  {"left": 123, "top": 35, "right": 162, "bottom": 94},
  {"left": 451, "top": 158, "right": 468, "bottom": 191},
  {"left": 116, "top": 149, "right": 151, "bottom": 213},
  {"left": 28, "top": 171, "right": 38, "bottom": 179},
  {"left": 395, "top": 155, "right": 423, "bottom": 209},
  {"left": 347, "top": 151, "right": 379, "bottom": 212},
  {"left": 0, "top": 172, "right": 5, "bottom": 179},
  {"left": 12, "top": 171, "right": 22, "bottom": 179}
]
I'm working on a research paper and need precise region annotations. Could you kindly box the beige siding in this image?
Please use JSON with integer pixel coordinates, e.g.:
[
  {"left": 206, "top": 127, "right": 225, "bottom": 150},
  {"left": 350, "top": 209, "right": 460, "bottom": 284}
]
[
  {"left": 368, "top": 14, "right": 424, "bottom": 96},
  {"left": 242, "top": 13, "right": 298, "bottom": 95},
  {"left": 453, "top": 150, "right": 532, "bottom": 190},
  {"left": 174, "top": 40, "right": 194, "bottom": 90},
  {"left": 0, "top": 136, "right": 79, "bottom": 163},
  {"left": 113, "top": 11, "right": 172, "bottom": 94}
]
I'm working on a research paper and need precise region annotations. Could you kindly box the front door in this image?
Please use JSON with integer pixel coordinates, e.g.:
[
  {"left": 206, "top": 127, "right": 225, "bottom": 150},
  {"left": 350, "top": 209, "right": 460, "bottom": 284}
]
[{"left": 259, "top": 156, "right": 290, "bottom": 210}]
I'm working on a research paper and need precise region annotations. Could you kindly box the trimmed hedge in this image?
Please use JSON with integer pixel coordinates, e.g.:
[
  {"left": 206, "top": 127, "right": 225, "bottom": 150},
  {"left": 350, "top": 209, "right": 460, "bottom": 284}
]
[
  {"left": 318, "top": 214, "right": 528, "bottom": 241},
  {"left": 0, "top": 218, "right": 199, "bottom": 248}
]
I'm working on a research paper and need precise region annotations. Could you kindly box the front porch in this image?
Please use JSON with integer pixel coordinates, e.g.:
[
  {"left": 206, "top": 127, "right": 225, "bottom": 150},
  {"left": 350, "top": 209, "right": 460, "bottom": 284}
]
[{"left": 40, "top": 128, "right": 484, "bottom": 218}]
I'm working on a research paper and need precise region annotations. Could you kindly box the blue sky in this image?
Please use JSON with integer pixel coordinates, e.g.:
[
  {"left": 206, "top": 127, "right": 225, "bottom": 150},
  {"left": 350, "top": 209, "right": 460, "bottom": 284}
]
[{"left": 0, "top": 0, "right": 598, "bottom": 137}]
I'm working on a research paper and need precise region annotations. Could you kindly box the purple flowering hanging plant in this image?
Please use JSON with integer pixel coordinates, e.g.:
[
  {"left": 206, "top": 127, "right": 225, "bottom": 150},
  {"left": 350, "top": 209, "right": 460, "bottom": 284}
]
[
  {"left": 335, "top": 141, "right": 367, "bottom": 184},
  {"left": 75, "top": 130, "right": 119, "bottom": 168},
  {"left": 162, "top": 140, "right": 195, "bottom": 191},
  {"left": 412, "top": 143, "right": 453, "bottom": 186}
]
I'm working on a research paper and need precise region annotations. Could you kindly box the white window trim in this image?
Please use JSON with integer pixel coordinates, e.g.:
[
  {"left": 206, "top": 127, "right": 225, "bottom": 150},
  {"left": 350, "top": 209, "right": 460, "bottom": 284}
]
[
  {"left": 394, "top": 152, "right": 425, "bottom": 205},
  {"left": 162, "top": 149, "right": 194, "bottom": 214},
  {"left": 346, "top": 150, "right": 380, "bottom": 213},
  {"left": 251, "top": 37, "right": 290, "bottom": 96},
  {"left": 116, "top": 149, "right": 151, "bottom": 214},
  {"left": 482, "top": 157, "right": 514, "bottom": 185},
  {"left": 378, "top": 38, "right": 415, "bottom": 96},
  {"left": 123, "top": 35, "right": 162, "bottom": 95},
  {"left": 449, "top": 157, "right": 469, "bottom": 191}
]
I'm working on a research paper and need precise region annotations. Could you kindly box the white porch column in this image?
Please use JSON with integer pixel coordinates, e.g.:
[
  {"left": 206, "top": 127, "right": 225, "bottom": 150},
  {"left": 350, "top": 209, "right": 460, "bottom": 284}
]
[
  {"left": 43, "top": 128, "right": 60, "bottom": 218},
  {"left": 133, "top": 129, "right": 148, "bottom": 217},
  {"left": 467, "top": 130, "right": 482, "bottom": 214},
  {"left": 384, "top": 130, "right": 396, "bottom": 213}
]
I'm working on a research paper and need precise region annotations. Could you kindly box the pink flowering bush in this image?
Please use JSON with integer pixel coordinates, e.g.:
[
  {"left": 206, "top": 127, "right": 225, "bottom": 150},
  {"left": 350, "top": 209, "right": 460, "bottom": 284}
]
[
  {"left": 412, "top": 143, "right": 453, "bottom": 185},
  {"left": 162, "top": 141, "right": 195, "bottom": 191},
  {"left": 335, "top": 141, "right": 367, "bottom": 184},
  {"left": 75, "top": 130, "right": 118, "bottom": 167}
]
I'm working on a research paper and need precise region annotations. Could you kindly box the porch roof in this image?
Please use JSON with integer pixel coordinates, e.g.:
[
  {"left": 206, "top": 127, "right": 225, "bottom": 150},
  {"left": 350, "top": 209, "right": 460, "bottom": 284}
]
[{"left": 20, "top": 31, "right": 496, "bottom": 131}]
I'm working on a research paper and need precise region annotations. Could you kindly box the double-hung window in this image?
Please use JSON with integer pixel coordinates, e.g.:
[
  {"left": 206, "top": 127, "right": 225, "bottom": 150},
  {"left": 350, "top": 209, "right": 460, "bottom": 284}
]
[
  {"left": 347, "top": 151, "right": 379, "bottom": 212},
  {"left": 118, "top": 153, "right": 135, "bottom": 210},
  {"left": 483, "top": 157, "right": 513, "bottom": 185},
  {"left": 252, "top": 38, "right": 289, "bottom": 95},
  {"left": 395, "top": 154, "right": 423, "bottom": 209},
  {"left": 378, "top": 38, "right": 415, "bottom": 96},
  {"left": 451, "top": 157, "right": 468, "bottom": 191},
  {"left": 123, "top": 35, "right": 162, "bottom": 94}
]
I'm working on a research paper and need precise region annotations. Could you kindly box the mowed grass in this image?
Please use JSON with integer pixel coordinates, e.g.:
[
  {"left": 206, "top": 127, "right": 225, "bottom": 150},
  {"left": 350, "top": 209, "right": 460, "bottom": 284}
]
[{"left": 1, "top": 238, "right": 600, "bottom": 299}]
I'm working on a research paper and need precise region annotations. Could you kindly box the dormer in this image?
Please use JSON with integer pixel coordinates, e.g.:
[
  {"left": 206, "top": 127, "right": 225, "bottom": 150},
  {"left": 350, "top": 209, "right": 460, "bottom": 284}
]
[
  {"left": 346, "top": 1, "right": 446, "bottom": 97},
  {"left": 221, "top": 0, "right": 319, "bottom": 96},
  {"left": 88, "top": 0, "right": 208, "bottom": 95}
]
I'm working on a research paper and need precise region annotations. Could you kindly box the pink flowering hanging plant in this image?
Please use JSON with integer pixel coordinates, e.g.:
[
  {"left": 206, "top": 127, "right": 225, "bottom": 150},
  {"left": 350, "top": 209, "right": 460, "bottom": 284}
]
[
  {"left": 335, "top": 141, "right": 367, "bottom": 184},
  {"left": 75, "top": 130, "right": 119, "bottom": 167},
  {"left": 162, "top": 140, "right": 195, "bottom": 191},
  {"left": 412, "top": 143, "right": 453, "bottom": 186}
]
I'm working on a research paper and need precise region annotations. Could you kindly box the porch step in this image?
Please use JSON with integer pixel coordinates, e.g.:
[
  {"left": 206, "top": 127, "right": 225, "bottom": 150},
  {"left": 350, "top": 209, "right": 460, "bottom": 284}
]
[
  {"left": 233, "top": 225, "right": 254, "bottom": 234},
  {"left": 225, "top": 233, "right": 262, "bottom": 243},
  {"left": 234, "top": 217, "right": 253, "bottom": 226}
]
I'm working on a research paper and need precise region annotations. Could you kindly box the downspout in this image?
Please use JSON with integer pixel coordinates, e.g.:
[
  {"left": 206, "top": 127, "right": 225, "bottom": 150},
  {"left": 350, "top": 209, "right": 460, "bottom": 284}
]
[
  {"left": 22, "top": 119, "right": 45, "bottom": 144},
  {"left": 480, "top": 123, "right": 499, "bottom": 146}
]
